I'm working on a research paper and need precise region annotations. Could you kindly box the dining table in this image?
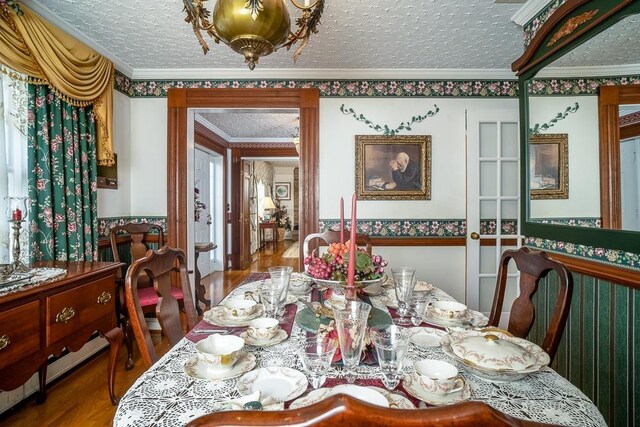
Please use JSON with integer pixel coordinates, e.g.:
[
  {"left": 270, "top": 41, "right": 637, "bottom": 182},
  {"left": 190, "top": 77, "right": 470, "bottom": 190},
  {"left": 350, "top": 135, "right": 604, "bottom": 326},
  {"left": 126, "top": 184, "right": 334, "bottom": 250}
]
[{"left": 113, "top": 273, "right": 606, "bottom": 427}]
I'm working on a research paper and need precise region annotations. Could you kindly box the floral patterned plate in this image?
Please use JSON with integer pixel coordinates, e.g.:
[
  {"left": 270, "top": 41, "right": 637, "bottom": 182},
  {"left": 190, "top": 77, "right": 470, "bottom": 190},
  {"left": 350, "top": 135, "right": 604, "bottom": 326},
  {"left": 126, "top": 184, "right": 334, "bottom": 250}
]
[
  {"left": 239, "top": 329, "right": 288, "bottom": 347},
  {"left": 423, "top": 307, "right": 488, "bottom": 329},
  {"left": 290, "top": 386, "right": 415, "bottom": 409},
  {"left": 406, "top": 327, "right": 447, "bottom": 348},
  {"left": 183, "top": 352, "right": 256, "bottom": 381},
  {"left": 203, "top": 305, "right": 264, "bottom": 327},
  {"left": 237, "top": 367, "right": 308, "bottom": 402}
]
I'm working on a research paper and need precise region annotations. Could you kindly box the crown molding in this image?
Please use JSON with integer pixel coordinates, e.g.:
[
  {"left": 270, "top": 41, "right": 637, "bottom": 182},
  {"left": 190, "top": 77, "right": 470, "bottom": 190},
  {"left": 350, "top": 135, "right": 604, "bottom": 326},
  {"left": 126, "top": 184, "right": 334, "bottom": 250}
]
[
  {"left": 131, "top": 68, "right": 517, "bottom": 81},
  {"left": 194, "top": 115, "right": 232, "bottom": 142},
  {"left": 537, "top": 63, "right": 640, "bottom": 78},
  {"left": 21, "top": 0, "right": 134, "bottom": 77},
  {"left": 511, "top": 0, "right": 553, "bottom": 26}
]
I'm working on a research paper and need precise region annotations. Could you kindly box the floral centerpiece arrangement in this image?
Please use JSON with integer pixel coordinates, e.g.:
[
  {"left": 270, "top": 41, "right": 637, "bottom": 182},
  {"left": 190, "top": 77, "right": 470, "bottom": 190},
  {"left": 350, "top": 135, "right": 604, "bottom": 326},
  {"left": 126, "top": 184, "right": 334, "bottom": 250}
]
[{"left": 303, "top": 241, "right": 387, "bottom": 281}]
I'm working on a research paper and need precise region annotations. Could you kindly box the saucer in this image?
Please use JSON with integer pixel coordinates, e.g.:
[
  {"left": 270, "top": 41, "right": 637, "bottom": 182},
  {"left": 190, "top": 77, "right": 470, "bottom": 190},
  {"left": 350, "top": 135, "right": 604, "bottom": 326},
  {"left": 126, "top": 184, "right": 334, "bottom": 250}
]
[
  {"left": 184, "top": 352, "right": 256, "bottom": 381},
  {"left": 237, "top": 367, "right": 308, "bottom": 402},
  {"left": 290, "top": 386, "right": 394, "bottom": 409},
  {"left": 403, "top": 373, "right": 471, "bottom": 406},
  {"left": 284, "top": 293, "right": 298, "bottom": 305},
  {"left": 423, "top": 307, "right": 488, "bottom": 329},
  {"left": 203, "top": 305, "right": 264, "bottom": 327},
  {"left": 406, "top": 327, "right": 447, "bottom": 348},
  {"left": 240, "top": 329, "right": 288, "bottom": 347}
]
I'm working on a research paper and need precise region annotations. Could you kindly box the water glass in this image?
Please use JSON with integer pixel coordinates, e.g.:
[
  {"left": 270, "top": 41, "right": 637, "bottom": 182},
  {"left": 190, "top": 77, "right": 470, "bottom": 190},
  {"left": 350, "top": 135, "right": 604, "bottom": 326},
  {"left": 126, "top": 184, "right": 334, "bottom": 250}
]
[
  {"left": 331, "top": 300, "right": 372, "bottom": 384},
  {"left": 269, "top": 266, "right": 293, "bottom": 314},
  {"left": 256, "top": 284, "right": 284, "bottom": 318},
  {"left": 391, "top": 267, "right": 416, "bottom": 325},
  {"left": 408, "top": 293, "right": 430, "bottom": 326},
  {"left": 298, "top": 336, "right": 338, "bottom": 389},
  {"left": 370, "top": 325, "right": 410, "bottom": 390}
]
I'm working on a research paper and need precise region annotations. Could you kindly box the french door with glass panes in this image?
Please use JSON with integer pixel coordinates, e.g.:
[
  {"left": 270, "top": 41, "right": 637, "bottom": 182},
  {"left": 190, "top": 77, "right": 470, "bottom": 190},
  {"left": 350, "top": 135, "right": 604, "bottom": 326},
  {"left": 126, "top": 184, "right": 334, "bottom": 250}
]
[{"left": 466, "top": 108, "right": 521, "bottom": 326}]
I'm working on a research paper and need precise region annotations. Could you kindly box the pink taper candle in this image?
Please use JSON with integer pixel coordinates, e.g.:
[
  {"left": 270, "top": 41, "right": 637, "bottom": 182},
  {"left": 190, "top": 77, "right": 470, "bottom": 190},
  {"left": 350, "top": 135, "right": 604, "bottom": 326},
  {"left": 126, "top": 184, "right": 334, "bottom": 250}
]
[
  {"left": 346, "top": 193, "right": 357, "bottom": 299},
  {"left": 340, "top": 197, "right": 345, "bottom": 244}
]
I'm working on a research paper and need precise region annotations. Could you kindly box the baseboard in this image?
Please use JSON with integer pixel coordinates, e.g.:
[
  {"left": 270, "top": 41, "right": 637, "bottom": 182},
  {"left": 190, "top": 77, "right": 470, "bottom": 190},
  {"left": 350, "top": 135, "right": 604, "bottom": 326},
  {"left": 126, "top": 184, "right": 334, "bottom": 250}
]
[{"left": 0, "top": 337, "right": 108, "bottom": 415}]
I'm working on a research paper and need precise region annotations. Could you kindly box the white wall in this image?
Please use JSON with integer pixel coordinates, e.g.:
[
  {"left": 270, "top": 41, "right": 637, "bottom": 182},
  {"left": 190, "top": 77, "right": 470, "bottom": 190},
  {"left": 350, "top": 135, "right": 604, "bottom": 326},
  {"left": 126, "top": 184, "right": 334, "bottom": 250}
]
[
  {"left": 129, "top": 98, "right": 168, "bottom": 216},
  {"left": 97, "top": 90, "right": 131, "bottom": 217},
  {"left": 528, "top": 95, "right": 600, "bottom": 218}
]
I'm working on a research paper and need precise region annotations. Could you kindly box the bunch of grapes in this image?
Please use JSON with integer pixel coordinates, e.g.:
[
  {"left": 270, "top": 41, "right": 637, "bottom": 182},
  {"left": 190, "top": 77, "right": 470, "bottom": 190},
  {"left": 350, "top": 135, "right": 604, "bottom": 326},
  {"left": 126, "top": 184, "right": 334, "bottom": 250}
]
[{"left": 304, "top": 241, "right": 388, "bottom": 281}]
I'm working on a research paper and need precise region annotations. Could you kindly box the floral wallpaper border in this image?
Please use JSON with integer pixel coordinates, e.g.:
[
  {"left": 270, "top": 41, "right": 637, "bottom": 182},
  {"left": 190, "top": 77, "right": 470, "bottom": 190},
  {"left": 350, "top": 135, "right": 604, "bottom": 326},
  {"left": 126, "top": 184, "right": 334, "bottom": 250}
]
[
  {"left": 114, "top": 71, "right": 518, "bottom": 98},
  {"left": 523, "top": 0, "right": 568, "bottom": 47},
  {"left": 319, "top": 219, "right": 519, "bottom": 238},
  {"left": 97, "top": 216, "right": 167, "bottom": 239},
  {"left": 533, "top": 217, "right": 601, "bottom": 228},
  {"left": 524, "top": 236, "right": 640, "bottom": 271},
  {"left": 529, "top": 77, "right": 640, "bottom": 96}
]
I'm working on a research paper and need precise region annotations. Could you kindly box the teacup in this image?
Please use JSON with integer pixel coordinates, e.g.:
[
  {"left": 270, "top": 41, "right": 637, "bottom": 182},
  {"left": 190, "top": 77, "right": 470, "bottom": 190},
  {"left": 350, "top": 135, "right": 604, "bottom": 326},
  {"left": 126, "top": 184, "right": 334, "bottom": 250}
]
[
  {"left": 246, "top": 317, "right": 280, "bottom": 342},
  {"left": 414, "top": 359, "right": 464, "bottom": 395},
  {"left": 222, "top": 299, "right": 257, "bottom": 319},
  {"left": 289, "top": 275, "right": 312, "bottom": 295},
  {"left": 195, "top": 334, "right": 245, "bottom": 372},
  {"left": 430, "top": 301, "right": 468, "bottom": 320}
]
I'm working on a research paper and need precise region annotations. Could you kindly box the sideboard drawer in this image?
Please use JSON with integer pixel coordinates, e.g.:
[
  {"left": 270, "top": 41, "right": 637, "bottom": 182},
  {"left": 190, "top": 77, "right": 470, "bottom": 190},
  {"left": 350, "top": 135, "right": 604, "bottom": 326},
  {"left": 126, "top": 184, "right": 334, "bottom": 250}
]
[
  {"left": 46, "top": 276, "right": 115, "bottom": 345},
  {"left": 0, "top": 301, "right": 41, "bottom": 370}
]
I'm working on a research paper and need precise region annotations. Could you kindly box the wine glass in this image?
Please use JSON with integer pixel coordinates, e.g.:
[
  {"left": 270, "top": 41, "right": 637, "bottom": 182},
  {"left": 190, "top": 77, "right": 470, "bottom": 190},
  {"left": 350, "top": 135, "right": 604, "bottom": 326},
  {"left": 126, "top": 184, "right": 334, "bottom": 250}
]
[
  {"left": 268, "top": 266, "right": 293, "bottom": 315},
  {"left": 331, "top": 300, "right": 371, "bottom": 384},
  {"left": 391, "top": 267, "right": 416, "bottom": 326},
  {"left": 298, "top": 336, "right": 338, "bottom": 389},
  {"left": 370, "top": 325, "right": 410, "bottom": 390}
]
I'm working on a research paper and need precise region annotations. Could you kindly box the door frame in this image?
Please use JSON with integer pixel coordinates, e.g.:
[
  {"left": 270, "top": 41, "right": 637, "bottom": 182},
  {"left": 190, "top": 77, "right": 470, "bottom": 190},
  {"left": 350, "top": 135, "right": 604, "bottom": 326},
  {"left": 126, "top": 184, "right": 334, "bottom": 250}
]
[{"left": 167, "top": 88, "right": 320, "bottom": 271}]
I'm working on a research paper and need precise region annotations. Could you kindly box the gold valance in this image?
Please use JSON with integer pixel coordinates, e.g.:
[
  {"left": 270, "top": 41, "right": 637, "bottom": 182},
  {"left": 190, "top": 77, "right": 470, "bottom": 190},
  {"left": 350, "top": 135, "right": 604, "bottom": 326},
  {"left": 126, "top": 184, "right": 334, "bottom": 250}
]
[{"left": 0, "top": 5, "right": 115, "bottom": 166}]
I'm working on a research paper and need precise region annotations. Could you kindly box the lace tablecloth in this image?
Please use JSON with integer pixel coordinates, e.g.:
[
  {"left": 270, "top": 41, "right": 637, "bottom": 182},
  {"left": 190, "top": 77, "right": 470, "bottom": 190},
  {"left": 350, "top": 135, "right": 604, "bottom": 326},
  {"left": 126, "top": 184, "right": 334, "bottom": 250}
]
[
  {"left": 113, "top": 280, "right": 605, "bottom": 427},
  {"left": 0, "top": 267, "right": 67, "bottom": 297}
]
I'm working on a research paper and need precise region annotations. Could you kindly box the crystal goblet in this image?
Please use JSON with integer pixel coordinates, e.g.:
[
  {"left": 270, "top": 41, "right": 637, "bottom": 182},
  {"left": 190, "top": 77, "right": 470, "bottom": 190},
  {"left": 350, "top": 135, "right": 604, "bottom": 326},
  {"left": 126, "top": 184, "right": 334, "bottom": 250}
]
[
  {"left": 331, "top": 300, "right": 371, "bottom": 384},
  {"left": 370, "top": 325, "right": 410, "bottom": 390},
  {"left": 391, "top": 267, "right": 416, "bottom": 326},
  {"left": 298, "top": 336, "right": 338, "bottom": 389}
]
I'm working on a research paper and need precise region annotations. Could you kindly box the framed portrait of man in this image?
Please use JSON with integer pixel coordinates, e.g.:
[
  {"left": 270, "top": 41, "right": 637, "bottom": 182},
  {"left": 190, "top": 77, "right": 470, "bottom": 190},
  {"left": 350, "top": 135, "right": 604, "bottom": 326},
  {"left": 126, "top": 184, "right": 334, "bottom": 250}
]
[
  {"left": 529, "top": 133, "right": 568, "bottom": 200},
  {"left": 355, "top": 135, "right": 431, "bottom": 200}
]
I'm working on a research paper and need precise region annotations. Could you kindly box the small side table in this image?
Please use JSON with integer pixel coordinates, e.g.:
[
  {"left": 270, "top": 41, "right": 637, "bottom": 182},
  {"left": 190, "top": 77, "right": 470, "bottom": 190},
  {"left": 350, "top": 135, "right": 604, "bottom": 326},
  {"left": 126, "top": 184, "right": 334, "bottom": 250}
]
[
  {"left": 259, "top": 222, "right": 278, "bottom": 250},
  {"left": 194, "top": 242, "right": 217, "bottom": 315}
]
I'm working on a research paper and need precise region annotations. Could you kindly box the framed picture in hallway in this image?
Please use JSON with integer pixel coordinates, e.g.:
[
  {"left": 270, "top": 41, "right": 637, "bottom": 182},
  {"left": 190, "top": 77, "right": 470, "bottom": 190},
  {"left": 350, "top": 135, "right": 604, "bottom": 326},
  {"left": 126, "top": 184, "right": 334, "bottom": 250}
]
[
  {"left": 275, "top": 182, "right": 291, "bottom": 200},
  {"left": 355, "top": 135, "right": 431, "bottom": 200}
]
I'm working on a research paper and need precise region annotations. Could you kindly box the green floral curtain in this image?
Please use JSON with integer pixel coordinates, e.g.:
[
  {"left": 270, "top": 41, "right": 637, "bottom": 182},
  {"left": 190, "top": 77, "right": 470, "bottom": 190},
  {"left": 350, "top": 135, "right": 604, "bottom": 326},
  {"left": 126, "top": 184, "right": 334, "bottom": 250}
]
[{"left": 27, "top": 84, "right": 98, "bottom": 261}]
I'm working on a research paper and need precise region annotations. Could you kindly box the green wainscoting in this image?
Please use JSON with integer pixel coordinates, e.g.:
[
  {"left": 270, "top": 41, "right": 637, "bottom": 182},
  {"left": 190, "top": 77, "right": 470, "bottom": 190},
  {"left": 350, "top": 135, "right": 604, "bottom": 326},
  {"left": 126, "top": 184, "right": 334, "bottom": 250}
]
[{"left": 528, "top": 272, "right": 639, "bottom": 427}]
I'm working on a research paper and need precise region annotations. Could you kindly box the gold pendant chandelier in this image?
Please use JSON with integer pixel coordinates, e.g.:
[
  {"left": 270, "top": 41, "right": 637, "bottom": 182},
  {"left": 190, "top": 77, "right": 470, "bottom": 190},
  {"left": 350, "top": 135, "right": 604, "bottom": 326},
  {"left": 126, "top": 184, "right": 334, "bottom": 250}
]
[{"left": 182, "top": 0, "right": 325, "bottom": 70}]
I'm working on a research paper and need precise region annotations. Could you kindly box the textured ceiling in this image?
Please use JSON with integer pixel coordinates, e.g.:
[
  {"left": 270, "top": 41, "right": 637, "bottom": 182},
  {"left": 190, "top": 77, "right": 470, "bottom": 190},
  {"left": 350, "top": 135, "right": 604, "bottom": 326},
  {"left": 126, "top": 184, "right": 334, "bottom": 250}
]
[
  {"left": 197, "top": 112, "right": 299, "bottom": 140},
  {"left": 549, "top": 15, "right": 640, "bottom": 68},
  {"left": 32, "top": 0, "right": 526, "bottom": 70}
]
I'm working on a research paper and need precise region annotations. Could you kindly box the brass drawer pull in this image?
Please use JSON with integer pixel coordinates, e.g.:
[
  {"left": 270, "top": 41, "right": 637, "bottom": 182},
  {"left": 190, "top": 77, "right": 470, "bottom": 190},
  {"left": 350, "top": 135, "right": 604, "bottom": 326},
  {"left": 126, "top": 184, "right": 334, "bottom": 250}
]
[
  {"left": 55, "top": 307, "right": 76, "bottom": 323},
  {"left": 97, "top": 291, "right": 112, "bottom": 305},
  {"left": 0, "top": 335, "right": 10, "bottom": 350}
]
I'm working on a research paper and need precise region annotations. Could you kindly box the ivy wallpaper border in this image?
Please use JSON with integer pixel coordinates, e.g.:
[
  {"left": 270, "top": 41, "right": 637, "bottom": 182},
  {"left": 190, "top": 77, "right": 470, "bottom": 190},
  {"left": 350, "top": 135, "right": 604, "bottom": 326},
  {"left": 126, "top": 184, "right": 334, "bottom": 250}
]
[
  {"left": 98, "top": 216, "right": 167, "bottom": 238},
  {"left": 524, "top": 236, "right": 640, "bottom": 271}
]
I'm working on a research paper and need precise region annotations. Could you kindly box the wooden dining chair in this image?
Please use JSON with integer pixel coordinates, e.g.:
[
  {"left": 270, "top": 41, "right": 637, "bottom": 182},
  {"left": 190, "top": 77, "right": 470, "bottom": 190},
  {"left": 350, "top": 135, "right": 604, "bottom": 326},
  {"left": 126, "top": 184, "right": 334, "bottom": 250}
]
[
  {"left": 303, "top": 229, "right": 372, "bottom": 260},
  {"left": 125, "top": 246, "right": 197, "bottom": 368},
  {"left": 184, "top": 395, "right": 556, "bottom": 427},
  {"left": 488, "top": 247, "right": 573, "bottom": 363},
  {"left": 110, "top": 223, "right": 186, "bottom": 369}
]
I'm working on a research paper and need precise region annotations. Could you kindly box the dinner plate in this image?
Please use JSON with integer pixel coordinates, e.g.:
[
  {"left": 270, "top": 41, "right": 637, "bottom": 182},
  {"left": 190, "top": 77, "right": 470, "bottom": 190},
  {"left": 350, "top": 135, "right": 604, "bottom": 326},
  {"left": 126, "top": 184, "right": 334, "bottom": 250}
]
[
  {"left": 203, "top": 305, "right": 264, "bottom": 327},
  {"left": 240, "top": 329, "right": 288, "bottom": 347},
  {"left": 290, "top": 385, "right": 411, "bottom": 409},
  {"left": 403, "top": 372, "right": 471, "bottom": 406},
  {"left": 423, "top": 308, "right": 488, "bottom": 329},
  {"left": 183, "top": 352, "right": 256, "bottom": 381},
  {"left": 237, "top": 367, "right": 308, "bottom": 402},
  {"left": 406, "top": 327, "right": 447, "bottom": 348}
]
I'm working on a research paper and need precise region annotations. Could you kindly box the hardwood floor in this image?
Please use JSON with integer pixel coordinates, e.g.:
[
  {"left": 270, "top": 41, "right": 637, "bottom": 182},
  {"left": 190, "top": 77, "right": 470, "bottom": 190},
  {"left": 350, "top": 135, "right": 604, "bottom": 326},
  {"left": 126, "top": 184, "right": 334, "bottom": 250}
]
[{"left": 0, "top": 240, "right": 299, "bottom": 427}]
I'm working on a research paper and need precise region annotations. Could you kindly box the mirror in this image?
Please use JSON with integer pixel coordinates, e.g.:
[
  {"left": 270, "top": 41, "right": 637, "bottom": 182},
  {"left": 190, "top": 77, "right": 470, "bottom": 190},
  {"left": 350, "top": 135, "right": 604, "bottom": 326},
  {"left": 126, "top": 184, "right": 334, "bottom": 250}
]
[{"left": 520, "top": 6, "right": 640, "bottom": 249}]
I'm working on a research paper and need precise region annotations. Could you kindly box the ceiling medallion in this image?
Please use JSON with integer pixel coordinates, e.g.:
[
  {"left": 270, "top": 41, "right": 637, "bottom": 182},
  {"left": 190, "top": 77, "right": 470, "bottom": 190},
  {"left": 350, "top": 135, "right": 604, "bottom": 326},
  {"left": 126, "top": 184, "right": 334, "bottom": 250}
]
[{"left": 182, "top": 0, "right": 325, "bottom": 70}]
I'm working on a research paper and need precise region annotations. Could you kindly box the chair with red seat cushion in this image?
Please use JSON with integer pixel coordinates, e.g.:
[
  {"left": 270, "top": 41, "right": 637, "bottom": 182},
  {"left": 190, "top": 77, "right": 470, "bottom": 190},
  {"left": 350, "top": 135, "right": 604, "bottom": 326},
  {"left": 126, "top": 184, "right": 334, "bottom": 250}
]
[
  {"left": 125, "top": 246, "right": 197, "bottom": 368},
  {"left": 109, "top": 223, "right": 184, "bottom": 369}
]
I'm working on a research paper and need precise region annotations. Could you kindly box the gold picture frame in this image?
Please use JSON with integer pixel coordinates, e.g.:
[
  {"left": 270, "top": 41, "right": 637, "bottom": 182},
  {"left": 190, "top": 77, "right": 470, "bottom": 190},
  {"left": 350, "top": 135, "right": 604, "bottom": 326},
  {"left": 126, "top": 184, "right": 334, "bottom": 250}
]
[
  {"left": 355, "top": 135, "right": 431, "bottom": 200},
  {"left": 529, "top": 133, "right": 569, "bottom": 200}
]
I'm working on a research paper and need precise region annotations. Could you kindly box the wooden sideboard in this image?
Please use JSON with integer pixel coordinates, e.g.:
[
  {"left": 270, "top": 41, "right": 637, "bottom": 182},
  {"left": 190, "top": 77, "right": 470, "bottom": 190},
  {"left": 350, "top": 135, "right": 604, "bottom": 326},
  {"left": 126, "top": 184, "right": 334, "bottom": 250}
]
[{"left": 0, "top": 262, "right": 123, "bottom": 405}]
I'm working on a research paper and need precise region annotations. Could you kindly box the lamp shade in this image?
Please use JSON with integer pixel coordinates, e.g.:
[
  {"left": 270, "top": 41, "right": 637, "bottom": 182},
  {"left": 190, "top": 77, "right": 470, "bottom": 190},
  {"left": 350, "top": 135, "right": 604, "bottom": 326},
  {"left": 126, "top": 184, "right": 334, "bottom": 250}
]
[{"left": 263, "top": 196, "right": 276, "bottom": 210}]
